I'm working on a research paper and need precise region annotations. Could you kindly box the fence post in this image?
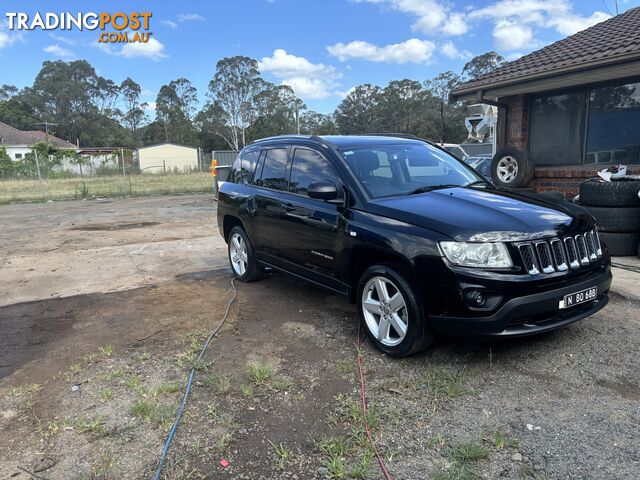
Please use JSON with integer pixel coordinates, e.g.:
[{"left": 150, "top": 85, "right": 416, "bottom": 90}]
[
  {"left": 198, "top": 147, "right": 205, "bottom": 193},
  {"left": 120, "top": 147, "right": 127, "bottom": 197},
  {"left": 163, "top": 160, "right": 166, "bottom": 175}
]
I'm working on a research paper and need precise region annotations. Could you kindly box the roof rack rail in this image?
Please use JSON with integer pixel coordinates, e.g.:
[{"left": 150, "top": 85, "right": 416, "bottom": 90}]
[{"left": 366, "top": 132, "right": 438, "bottom": 146}]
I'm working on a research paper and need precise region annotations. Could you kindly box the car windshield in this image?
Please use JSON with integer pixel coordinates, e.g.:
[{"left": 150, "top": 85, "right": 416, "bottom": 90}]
[{"left": 340, "top": 143, "right": 483, "bottom": 198}]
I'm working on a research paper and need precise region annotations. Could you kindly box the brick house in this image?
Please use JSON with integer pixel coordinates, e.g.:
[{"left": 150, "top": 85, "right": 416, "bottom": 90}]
[{"left": 452, "top": 7, "right": 640, "bottom": 197}]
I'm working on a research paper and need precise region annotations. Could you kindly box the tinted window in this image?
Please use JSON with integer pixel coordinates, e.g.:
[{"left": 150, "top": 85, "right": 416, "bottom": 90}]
[
  {"left": 255, "top": 148, "right": 289, "bottom": 191},
  {"left": 289, "top": 149, "right": 340, "bottom": 197},
  {"left": 586, "top": 81, "right": 640, "bottom": 164},
  {"left": 530, "top": 90, "right": 586, "bottom": 165},
  {"left": 234, "top": 150, "right": 260, "bottom": 183},
  {"left": 341, "top": 143, "right": 479, "bottom": 198}
]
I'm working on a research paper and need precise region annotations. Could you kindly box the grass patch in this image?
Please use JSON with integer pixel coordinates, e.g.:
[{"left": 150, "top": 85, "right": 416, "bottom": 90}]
[
  {"left": 100, "top": 388, "right": 113, "bottom": 401},
  {"left": 75, "top": 416, "right": 104, "bottom": 437},
  {"left": 451, "top": 441, "right": 491, "bottom": 462},
  {"left": 203, "top": 372, "right": 232, "bottom": 394},
  {"left": 268, "top": 440, "right": 292, "bottom": 470},
  {"left": 271, "top": 376, "right": 293, "bottom": 393},
  {"left": 434, "top": 464, "right": 483, "bottom": 480},
  {"left": 131, "top": 400, "right": 155, "bottom": 422},
  {"left": 104, "top": 368, "right": 125, "bottom": 381},
  {"left": 240, "top": 384, "right": 254, "bottom": 397},
  {"left": 99, "top": 344, "right": 114, "bottom": 357},
  {"left": 138, "top": 352, "right": 151, "bottom": 362},
  {"left": 335, "top": 358, "right": 354, "bottom": 376},
  {"left": 246, "top": 360, "right": 275, "bottom": 385},
  {"left": 490, "top": 430, "right": 519, "bottom": 449}
]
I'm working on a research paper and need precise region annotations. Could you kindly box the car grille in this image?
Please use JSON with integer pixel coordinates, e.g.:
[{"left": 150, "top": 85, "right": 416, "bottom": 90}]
[{"left": 517, "top": 230, "right": 602, "bottom": 275}]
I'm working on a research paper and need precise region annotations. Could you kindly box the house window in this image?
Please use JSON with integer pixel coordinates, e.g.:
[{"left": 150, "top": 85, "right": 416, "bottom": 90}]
[
  {"left": 14, "top": 153, "right": 23, "bottom": 159},
  {"left": 529, "top": 90, "right": 586, "bottom": 166},
  {"left": 586, "top": 81, "right": 640, "bottom": 165}
]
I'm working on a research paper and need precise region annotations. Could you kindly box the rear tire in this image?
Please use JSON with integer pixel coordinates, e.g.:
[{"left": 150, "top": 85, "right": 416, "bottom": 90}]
[
  {"left": 357, "top": 264, "right": 433, "bottom": 357},
  {"left": 228, "top": 226, "right": 262, "bottom": 281}
]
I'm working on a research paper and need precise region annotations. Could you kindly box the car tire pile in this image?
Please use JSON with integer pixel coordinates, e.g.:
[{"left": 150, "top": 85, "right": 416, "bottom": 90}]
[{"left": 580, "top": 179, "right": 640, "bottom": 256}]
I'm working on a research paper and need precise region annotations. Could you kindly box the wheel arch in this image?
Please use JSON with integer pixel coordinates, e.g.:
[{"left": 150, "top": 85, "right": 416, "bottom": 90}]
[
  {"left": 348, "top": 246, "right": 416, "bottom": 303},
  {"left": 223, "top": 215, "right": 244, "bottom": 243}
]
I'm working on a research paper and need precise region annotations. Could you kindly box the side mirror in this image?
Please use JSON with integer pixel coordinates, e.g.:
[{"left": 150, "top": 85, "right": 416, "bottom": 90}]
[{"left": 307, "top": 180, "right": 339, "bottom": 201}]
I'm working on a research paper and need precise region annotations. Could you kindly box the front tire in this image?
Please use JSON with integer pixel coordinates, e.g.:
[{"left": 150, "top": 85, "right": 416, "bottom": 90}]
[
  {"left": 228, "top": 226, "right": 262, "bottom": 281},
  {"left": 357, "top": 264, "right": 433, "bottom": 357}
]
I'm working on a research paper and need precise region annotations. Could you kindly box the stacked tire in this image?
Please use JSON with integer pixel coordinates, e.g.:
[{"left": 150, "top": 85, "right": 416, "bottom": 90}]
[{"left": 579, "top": 180, "right": 640, "bottom": 256}]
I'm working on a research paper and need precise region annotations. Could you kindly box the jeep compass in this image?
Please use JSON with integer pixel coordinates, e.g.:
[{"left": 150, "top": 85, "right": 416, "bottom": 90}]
[{"left": 217, "top": 135, "right": 611, "bottom": 357}]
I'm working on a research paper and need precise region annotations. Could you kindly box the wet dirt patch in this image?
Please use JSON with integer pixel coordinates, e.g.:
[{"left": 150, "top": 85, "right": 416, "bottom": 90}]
[{"left": 71, "top": 221, "right": 161, "bottom": 231}]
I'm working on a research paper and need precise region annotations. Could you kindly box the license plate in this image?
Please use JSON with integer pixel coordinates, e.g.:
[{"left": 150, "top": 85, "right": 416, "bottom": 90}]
[{"left": 559, "top": 286, "right": 597, "bottom": 309}]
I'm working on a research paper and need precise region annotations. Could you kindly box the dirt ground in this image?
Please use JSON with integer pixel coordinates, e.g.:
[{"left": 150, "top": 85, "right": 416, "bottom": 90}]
[{"left": 0, "top": 194, "right": 639, "bottom": 480}]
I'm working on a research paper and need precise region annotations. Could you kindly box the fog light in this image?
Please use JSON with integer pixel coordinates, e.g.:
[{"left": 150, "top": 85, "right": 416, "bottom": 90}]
[{"left": 473, "top": 292, "right": 486, "bottom": 307}]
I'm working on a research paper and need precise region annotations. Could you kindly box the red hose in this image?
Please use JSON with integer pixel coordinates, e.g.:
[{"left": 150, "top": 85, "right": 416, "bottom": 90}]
[{"left": 357, "top": 323, "right": 393, "bottom": 480}]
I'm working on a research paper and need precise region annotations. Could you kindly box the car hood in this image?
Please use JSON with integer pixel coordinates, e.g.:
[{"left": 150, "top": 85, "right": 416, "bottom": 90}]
[{"left": 369, "top": 187, "right": 594, "bottom": 242}]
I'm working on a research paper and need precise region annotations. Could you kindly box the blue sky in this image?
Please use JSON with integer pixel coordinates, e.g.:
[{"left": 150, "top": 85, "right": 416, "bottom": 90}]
[{"left": 1, "top": 0, "right": 638, "bottom": 115}]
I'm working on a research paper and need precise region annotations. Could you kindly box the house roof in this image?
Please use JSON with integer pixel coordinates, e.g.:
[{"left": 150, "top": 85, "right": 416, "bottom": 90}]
[
  {"left": 137, "top": 143, "right": 198, "bottom": 151},
  {"left": 452, "top": 7, "right": 640, "bottom": 100},
  {"left": 0, "top": 121, "right": 77, "bottom": 149}
]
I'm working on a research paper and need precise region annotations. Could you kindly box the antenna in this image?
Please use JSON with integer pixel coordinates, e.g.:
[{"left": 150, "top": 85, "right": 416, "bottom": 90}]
[{"left": 34, "top": 121, "right": 59, "bottom": 135}]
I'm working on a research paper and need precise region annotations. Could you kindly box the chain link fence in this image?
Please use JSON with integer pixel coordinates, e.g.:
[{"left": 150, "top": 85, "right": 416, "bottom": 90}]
[{"left": 0, "top": 148, "right": 239, "bottom": 204}]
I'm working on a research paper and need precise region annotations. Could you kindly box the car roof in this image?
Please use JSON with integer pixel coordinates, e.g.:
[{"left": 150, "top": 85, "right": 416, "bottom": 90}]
[{"left": 250, "top": 134, "right": 427, "bottom": 149}]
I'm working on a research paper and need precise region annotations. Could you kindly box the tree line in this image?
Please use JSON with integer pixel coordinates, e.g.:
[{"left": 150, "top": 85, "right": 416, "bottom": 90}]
[{"left": 0, "top": 52, "right": 504, "bottom": 152}]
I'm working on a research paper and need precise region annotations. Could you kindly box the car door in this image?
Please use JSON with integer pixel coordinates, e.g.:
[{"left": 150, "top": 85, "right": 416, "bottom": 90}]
[
  {"left": 278, "top": 147, "right": 344, "bottom": 280},
  {"left": 250, "top": 146, "right": 290, "bottom": 259}
]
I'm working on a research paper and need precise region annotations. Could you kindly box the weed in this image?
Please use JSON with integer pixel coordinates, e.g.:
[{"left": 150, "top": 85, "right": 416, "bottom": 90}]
[
  {"left": 100, "top": 388, "right": 113, "bottom": 401},
  {"left": 421, "top": 367, "right": 467, "bottom": 400},
  {"left": 188, "top": 357, "right": 211, "bottom": 371},
  {"left": 92, "top": 448, "right": 118, "bottom": 478},
  {"left": 47, "top": 418, "right": 71, "bottom": 435},
  {"left": 10, "top": 383, "right": 42, "bottom": 397},
  {"left": 451, "top": 441, "right": 490, "bottom": 462},
  {"left": 491, "top": 430, "right": 519, "bottom": 449},
  {"left": 151, "top": 383, "right": 181, "bottom": 399},
  {"left": 335, "top": 358, "right": 353, "bottom": 376},
  {"left": 75, "top": 416, "right": 104, "bottom": 436},
  {"left": 315, "top": 436, "right": 348, "bottom": 458},
  {"left": 99, "top": 345, "right": 114, "bottom": 357},
  {"left": 434, "top": 463, "right": 483, "bottom": 480},
  {"left": 240, "top": 384, "right": 254, "bottom": 397},
  {"left": 70, "top": 363, "right": 83, "bottom": 374},
  {"left": 429, "top": 433, "right": 446, "bottom": 449},
  {"left": 326, "top": 455, "right": 347, "bottom": 479},
  {"left": 216, "top": 432, "right": 234, "bottom": 451},
  {"left": 131, "top": 400, "right": 155, "bottom": 422},
  {"left": 349, "top": 450, "right": 374, "bottom": 479},
  {"left": 269, "top": 440, "right": 291, "bottom": 470},
  {"left": 271, "top": 376, "right": 293, "bottom": 392},
  {"left": 203, "top": 372, "right": 231, "bottom": 394},
  {"left": 138, "top": 352, "right": 151, "bottom": 362},
  {"left": 246, "top": 360, "right": 275, "bottom": 385},
  {"left": 104, "top": 368, "right": 125, "bottom": 381}
]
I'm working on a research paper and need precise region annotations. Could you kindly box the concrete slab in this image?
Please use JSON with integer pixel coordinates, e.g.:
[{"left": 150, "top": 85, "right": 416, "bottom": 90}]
[{"left": 611, "top": 256, "right": 640, "bottom": 302}]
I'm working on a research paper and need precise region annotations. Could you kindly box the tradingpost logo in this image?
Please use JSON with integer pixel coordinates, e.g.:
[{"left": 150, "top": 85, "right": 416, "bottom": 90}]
[{"left": 5, "top": 12, "right": 153, "bottom": 43}]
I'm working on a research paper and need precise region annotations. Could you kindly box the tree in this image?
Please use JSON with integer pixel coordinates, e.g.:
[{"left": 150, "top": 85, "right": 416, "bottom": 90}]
[
  {"left": 155, "top": 78, "right": 198, "bottom": 144},
  {"left": 335, "top": 84, "right": 383, "bottom": 134},
  {"left": 300, "top": 111, "right": 339, "bottom": 135},
  {"left": 250, "top": 84, "right": 306, "bottom": 139},
  {"left": 462, "top": 52, "right": 505, "bottom": 80},
  {"left": 120, "top": 78, "right": 147, "bottom": 147},
  {"left": 425, "top": 72, "right": 464, "bottom": 142},
  {"left": 377, "top": 79, "right": 433, "bottom": 134},
  {"left": 206, "top": 56, "right": 267, "bottom": 150},
  {"left": 0, "top": 84, "right": 18, "bottom": 101}
]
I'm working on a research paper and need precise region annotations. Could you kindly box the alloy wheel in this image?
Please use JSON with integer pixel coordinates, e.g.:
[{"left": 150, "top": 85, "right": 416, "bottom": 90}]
[
  {"left": 229, "top": 232, "right": 248, "bottom": 276},
  {"left": 496, "top": 156, "right": 519, "bottom": 183},
  {"left": 361, "top": 276, "right": 408, "bottom": 347}
]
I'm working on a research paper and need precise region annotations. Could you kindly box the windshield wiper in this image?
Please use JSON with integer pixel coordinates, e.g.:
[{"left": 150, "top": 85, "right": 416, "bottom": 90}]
[
  {"left": 465, "top": 180, "right": 491, "bottom": 187},
  {"left": 407, "top": 184, "right": 460, "bottom": 195}
]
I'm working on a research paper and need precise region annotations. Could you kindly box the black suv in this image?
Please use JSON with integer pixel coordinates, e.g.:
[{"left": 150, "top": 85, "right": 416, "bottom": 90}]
[{"left": 217, "top": 135, "right": 611, "bottom": 357}]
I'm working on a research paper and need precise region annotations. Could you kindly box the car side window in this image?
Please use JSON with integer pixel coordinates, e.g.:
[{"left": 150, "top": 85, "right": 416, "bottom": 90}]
[
  {"left": 289, "top": 148, "right": 341, "bottom": 198},
  {"left": 236, "top": 150, "right": 260, "bottom": 184},
  {"left": 255, "top": 148, "right": 289, "bottom": 191}
]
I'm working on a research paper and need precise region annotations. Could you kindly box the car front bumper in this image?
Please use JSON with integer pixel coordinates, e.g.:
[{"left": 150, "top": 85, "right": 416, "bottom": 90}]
[{"left": 430, "top": 268, "right": 612, "bottom": 337}]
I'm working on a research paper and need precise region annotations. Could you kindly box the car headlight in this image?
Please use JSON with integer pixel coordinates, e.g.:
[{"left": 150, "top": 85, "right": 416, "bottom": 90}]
[{"left": 439, "top": 241, "right": 512, "bottom": 268}]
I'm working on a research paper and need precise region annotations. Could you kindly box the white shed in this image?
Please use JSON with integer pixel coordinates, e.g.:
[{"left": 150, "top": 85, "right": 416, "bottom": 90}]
[{"left": 137, "top": 143, "right": 198, "bottom": 174}]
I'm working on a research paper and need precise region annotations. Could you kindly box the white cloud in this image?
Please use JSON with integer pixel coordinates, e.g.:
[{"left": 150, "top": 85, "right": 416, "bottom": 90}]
[
  {"left": 145, "top": 101, "right": 157, "bottom": 112},
  {"left": 327, "top": 38, "right": 436, "bottom": 64},
  {"left": 160, "top": 20, "right": 178, "bottom": 29},
  {"left": 467, "top": 0, "right": 610, "bottom": 49},
  {"left": 355, "top": 0, "right": 467, "bottom": 36},
  {"left": 548, "top": 11, "right": 610, "bottom": 36},
  {"left": 258, "top": 49, "right": 342, "bottom": 99},
  {"left": 0, "top": 23, "right": 22, "bottom": 49},
  {"left": 177, "top": 13, "right": 205, "bottom": 22},
  {"left": 119, "top": 37, "right": 167, "bottom": 61},
  {"left": 49, "top": 33, "right": 76, "bottom": 46},
  {"left": 441, "top": 41, "right": 471, "bottom": 60},
  {"left": 492, "top": 20, "right": 533, "bottom": 50},
  {"left": 43, "top": 44, "right": 76, "bottom": 59}
]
